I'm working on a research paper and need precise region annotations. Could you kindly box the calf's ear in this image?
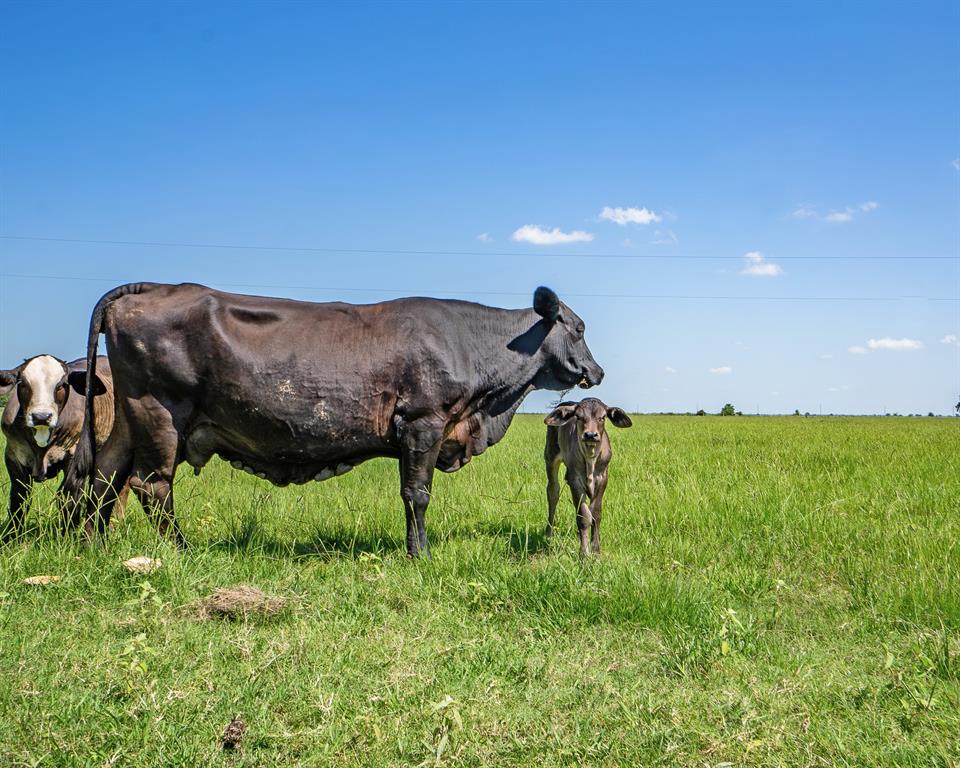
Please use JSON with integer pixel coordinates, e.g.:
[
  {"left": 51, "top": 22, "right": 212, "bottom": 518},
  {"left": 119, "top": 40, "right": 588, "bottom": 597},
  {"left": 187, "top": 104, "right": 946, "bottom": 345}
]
[
  {"left": 533, "top": 286, "right": 561, "bottom": 322},
  {"left": 606, "top": 407, "right": 633, "bottom": 428},
  {"left": 67, "top": 370, "right": 108, "bottom": 396},
  {"left": 544, "top": 404, "right": 577, "bottom": 426},
  {"left": 0, "top": 367, "right": 20, "bottom": 395}
]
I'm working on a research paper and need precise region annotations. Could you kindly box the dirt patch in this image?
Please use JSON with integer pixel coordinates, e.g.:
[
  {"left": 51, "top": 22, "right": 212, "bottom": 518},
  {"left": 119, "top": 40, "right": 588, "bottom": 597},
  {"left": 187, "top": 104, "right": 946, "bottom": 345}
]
[{"left": 193, "top": 585, "right": 287, "bottom": 620}]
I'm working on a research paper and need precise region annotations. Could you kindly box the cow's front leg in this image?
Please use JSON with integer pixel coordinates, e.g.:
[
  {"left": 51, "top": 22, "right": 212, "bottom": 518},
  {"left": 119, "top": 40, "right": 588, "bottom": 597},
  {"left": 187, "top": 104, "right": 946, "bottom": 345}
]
[
  {"left": 3, "top": 459, "right": 31, "bottom": 541},
  {"left": 568, "top": 481, "right": 593, "bottom": 558},
  {"left": 398, "top": 427, "right": 442, "bottom": 559}
]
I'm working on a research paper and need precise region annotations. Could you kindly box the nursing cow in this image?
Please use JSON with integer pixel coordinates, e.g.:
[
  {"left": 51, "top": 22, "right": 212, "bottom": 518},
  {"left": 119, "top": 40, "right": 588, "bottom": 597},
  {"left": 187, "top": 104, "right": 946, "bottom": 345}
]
[
  {"left": 1, "top": 355, "right": 125, "bottom": 537},
  {"left": 67, "top": 282, "right": 604, "bottom": 556}
]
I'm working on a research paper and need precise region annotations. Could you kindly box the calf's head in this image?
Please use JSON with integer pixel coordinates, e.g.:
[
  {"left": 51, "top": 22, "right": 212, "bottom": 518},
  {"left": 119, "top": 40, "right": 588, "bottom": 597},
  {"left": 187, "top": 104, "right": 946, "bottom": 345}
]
[
  {"left": 527, "top": 286, "right": 605, "bottom": 390},
  {"left": 544, "top": 398, "right": 633, "bottom": 458},
  {"left": 0, "top": 355, "right": 103, "bottom": 447}
]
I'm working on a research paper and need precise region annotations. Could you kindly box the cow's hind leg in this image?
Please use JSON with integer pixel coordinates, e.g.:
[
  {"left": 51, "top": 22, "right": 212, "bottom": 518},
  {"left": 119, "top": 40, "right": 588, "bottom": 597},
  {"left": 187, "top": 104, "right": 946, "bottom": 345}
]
[
  {"left": 130, "top": 473, "right": 185, "bottom": 548},
  {"left": 78, "top": 413, "right": 134, "bottom": 538},
  {"left": 126, "top": 399, "right": 186, "bottom": 547},
  {"left": 398, "top": 424, "right": 443, "bottom": 559}
]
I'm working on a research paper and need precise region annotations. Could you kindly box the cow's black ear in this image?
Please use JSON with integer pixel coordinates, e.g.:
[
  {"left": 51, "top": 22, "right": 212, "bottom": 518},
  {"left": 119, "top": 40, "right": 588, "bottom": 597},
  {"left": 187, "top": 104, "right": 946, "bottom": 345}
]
[
  {"left": 67, "top": 370, "right": 107, "bottom": 396},
  {"left": 607, "top": 407, "right": 633, "bottom": 428},
  {"left": 0, "top": 367, "right": 19, "bottom": 395},
  {"left": 533, "top": 286, "right": 560, "bottom": 322},
  {"left": 544, "top": 404, "right": 577, "bottom": 426}
]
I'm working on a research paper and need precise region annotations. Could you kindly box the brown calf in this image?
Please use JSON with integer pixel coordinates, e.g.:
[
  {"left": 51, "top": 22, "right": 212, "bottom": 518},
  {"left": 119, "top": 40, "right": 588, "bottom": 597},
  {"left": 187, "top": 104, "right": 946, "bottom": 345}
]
[{"left": 544, "top": 398, "right": 632, "bottom": 556}]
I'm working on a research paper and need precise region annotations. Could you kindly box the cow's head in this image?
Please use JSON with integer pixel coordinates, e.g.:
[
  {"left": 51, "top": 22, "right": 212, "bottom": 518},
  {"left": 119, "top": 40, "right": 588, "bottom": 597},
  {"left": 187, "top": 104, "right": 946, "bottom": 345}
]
[
  {"left": 544, "top": 398, "right": 632, "bottom": 458},
  {"left": 530, "top": 286, "right": 604, "bottom": 390},
  {"left": 0, "top": 355, "right": 103, "bottom": 447}
]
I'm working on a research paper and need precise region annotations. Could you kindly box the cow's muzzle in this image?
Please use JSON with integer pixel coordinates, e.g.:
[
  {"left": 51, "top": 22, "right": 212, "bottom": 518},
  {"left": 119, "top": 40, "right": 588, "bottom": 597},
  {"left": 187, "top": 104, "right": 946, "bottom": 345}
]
[{"left": 579, "top": 366, "right": 604, "bottom": 388}]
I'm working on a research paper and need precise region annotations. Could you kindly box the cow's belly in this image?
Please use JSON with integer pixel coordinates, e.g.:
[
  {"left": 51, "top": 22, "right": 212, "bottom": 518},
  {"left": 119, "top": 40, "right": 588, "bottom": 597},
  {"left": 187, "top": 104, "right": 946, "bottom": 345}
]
[{"left": 182, "top": 407, "right": 398, "bottom": 487}]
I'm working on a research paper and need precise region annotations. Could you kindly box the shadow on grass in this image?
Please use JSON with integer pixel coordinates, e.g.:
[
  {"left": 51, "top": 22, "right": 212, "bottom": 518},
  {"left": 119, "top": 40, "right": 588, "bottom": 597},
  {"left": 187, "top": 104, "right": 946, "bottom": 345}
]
[
  {"left": 209, "top": 513, "right": 404, "bottom": 559},
  {"left": 450, "top": 520, "right": 552, "bottom": 557}
]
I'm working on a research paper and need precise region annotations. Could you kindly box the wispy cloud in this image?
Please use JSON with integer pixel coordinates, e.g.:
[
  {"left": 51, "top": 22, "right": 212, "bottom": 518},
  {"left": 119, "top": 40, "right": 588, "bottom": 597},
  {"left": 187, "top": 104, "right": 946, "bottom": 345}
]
[
  {"left": 665, "top": 366, "right": 677, "bottom": 374},
  {"left": 866, "top": 337, "right": 923, "bottom": 351},
  {"left": 652, "top": 228, "right": 678, "bottom": 245},
  {"left": 740, "top": 251, "right": 783, "bottom": 277},
  {"left": 848, "top": 345, "right": 867, "bottom": 355},
  {"left": 942, "top": 334, "right": 959, "bottom": 346},
  {"left": 820, "top": 354, "right": 833, "bottom": 360},
  {"left": 825, "top": 210, "right": 854, "bottom": 223},
  {"left": 709, "top": 366, "right": 732, "bottom": 375},
  {"left": 511, "top": 225, "right": 594, "bottom": 245},
  {"left": 792, "top": 202, "right": 878, "bottom": 223},
  {"left": 953, "top": 158, "right": 960, "bottom": 171},
  {"left": 476, "top": 232, "right": 492, "bottom": 242},
  {"left": 599, "top": 206, "right": 662, "bottom": 226}
]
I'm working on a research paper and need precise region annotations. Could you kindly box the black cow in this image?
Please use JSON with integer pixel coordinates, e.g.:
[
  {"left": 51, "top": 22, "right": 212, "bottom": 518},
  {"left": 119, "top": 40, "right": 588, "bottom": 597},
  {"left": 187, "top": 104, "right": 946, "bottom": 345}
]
[
  {"left": 67, "top": 283, "right": 603, "bottom": 556},
  {"left": 1, "top": 355, "right": 126, "bottom": 537}
]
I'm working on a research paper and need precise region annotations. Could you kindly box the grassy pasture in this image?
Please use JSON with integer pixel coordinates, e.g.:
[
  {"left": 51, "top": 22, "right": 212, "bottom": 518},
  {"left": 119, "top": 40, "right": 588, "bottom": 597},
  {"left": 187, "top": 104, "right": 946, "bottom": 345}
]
[{"left": 0, "top": 415, "right": 958, "bottom": 766}]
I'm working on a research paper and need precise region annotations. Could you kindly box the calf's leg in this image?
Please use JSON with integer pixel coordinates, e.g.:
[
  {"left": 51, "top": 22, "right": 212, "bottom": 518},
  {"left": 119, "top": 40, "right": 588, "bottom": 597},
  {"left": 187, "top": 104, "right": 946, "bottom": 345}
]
[
  {"left": 590, "top": 475, "right": 607, "bottom": 555},
  {"left": 568, "top": 481, "right": 593, "bottom": 558},
  {"left": 544, "top": 455, "right": 562, "bottom": 538}
]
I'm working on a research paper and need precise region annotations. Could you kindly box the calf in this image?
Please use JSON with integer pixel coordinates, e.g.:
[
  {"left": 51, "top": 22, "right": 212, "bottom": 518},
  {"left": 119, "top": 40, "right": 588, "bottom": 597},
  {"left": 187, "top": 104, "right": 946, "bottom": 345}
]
[
  {"left": 544, "top": 398, "right": 632, "bottom": 556},
  {"left": 0, "top": 355, "right": 125, "bottom": 537}
]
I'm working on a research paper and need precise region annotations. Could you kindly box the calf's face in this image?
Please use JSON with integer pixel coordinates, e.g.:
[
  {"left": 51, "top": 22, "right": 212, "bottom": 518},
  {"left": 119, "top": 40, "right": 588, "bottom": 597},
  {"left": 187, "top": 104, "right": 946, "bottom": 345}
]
[
  {"left": 544, "top": 398, "right": 633, "bottom": 459},
  {"left": 0, "top": 356, "right": 91, "bottom": 448}
]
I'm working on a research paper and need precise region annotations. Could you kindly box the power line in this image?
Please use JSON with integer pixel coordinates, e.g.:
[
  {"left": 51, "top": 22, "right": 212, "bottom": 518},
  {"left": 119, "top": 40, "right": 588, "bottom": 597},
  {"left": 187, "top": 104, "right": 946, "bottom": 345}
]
[
  {"left": 2, "top": 234, "right": 958, "bottom": 261},
  {"left": 1, "top": 272, "right": 957, "bottom": 302}
]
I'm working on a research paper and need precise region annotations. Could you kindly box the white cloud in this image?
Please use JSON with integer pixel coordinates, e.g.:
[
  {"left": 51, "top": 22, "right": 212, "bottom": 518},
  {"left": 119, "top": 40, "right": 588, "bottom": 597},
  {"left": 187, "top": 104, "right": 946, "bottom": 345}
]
[
  {"left": 820, "top": 354, "right": 833, "bottom": 360},
  {"left": 953, "top": 158, "right": 960, "bottom": 171},
  {"left": 652, "top": 228, "right": 679, "bottom": 245},
  {"left": 665, "top": 366, "right": 677, "bottom": 374},
  {"left": 860, "top": 201, "right": 879, "bottom": 212},
  {"left": 740, "top": 251, "right": 783, "bottom": 277},
  {"left": 866, "top": 337, "right": 923, "bottom": 351},
  {"left": 848, "top": 345, "right": 867, "bottom": 355},
  {"left": 825, "top": 210, "right": 853, "bottom": 223},
  {"left": 476, "top": 232, "right": 492, "bottom": 242},
  {"left": 941, "top": 334, "right": 959, "bottom": 346},
  {"left": 709, "top": 366, "right": 732, "bottom": 375},
  {"left": 791, "top": 206, "right": 818, "bottom": 219},
  {"left": 599, "top": 206, "right": 662, "bottom": 226},
  {"left": 511, "top": 225, "right": 594, "bottom": 245}
]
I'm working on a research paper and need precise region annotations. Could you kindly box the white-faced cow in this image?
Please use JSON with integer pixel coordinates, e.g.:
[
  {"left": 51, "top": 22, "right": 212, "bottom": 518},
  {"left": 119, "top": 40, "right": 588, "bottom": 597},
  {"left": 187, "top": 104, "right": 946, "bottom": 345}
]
[
  {"left": 1, "top": 355, "right": 126, "bottom": 537},
  {"left": 66, "top": 283, "right": 604, "bottom": 556},
  {"left": 543, "top": 398, "right": 633, "bottom": 556}
]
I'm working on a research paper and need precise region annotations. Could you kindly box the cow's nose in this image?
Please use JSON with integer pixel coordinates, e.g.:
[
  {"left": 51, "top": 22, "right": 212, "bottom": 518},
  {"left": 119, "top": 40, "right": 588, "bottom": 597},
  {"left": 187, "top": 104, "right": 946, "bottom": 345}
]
[
  {"left": 583, "top": 431, "right": 600, "bottom": 443},
  {"left": 32, "top": 411, "right": 53, "bottom": 425}
]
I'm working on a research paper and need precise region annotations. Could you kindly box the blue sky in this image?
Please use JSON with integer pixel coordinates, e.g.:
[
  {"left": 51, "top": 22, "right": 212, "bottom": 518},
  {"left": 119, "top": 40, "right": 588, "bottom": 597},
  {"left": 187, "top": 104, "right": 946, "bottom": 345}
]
[{"left": 1, "top": 1, "right": 958, "bottom": 414}]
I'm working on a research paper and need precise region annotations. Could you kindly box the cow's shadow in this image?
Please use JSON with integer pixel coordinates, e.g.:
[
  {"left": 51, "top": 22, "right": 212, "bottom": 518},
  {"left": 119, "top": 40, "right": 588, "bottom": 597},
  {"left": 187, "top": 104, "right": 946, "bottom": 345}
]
[{"left": 210, "top": 512, "right": 403, "bottom": 559}]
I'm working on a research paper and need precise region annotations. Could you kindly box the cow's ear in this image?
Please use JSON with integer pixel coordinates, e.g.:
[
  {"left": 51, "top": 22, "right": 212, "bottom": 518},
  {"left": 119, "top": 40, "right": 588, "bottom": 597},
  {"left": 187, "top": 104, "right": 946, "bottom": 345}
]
[
  {"left": 533, "top": 286, "right": 560, "bottom": 322},
  {"left": 607, "top": 407, "right": 633, "bottom": 428},
  {"left": 0, "top": 367, "right": 20, "bottom": 395},
  {"left": 67, "top": 370, "right": 107, "bottom": 396},
  {"left": 544, "top": 404, "right": 577, "bottom": 426}
]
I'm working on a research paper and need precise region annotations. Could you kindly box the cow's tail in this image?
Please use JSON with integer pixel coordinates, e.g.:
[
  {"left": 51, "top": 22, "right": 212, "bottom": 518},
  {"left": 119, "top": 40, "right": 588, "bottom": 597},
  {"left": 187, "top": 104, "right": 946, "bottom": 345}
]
[{"left": 65, "top": 283, "right": 160, "bottom": 501}]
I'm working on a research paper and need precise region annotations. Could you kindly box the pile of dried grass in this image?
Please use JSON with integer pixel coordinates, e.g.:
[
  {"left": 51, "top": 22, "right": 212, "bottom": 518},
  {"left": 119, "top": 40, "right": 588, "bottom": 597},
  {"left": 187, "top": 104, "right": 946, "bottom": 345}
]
[{"left": 193, "top": 584, "right": 287, "bottom": 620}]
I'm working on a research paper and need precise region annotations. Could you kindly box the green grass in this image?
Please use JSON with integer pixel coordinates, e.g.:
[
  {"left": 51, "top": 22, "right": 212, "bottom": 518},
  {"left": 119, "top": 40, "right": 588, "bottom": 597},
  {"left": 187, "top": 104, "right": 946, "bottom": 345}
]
[{"left": 1, "top": 415, "right": 958, "bottom": 766}]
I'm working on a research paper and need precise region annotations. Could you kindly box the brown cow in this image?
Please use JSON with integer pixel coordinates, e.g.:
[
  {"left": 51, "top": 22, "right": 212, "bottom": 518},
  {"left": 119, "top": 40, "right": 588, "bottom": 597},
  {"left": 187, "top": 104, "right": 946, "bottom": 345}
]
[
  {"left": 66, "top": 283, "right": 604, "bottom": 556},
  {"left": 543, "top": 398, "right": 632, "bottom": 556},
  {"left": 1, "top": 355, "right": 127, "bottom": 537}
]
